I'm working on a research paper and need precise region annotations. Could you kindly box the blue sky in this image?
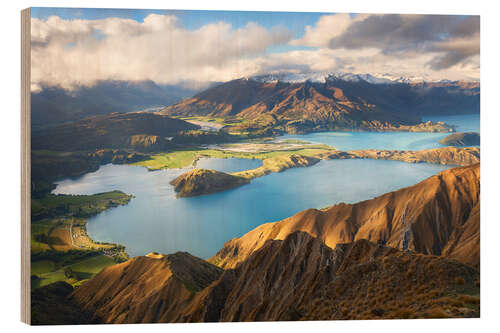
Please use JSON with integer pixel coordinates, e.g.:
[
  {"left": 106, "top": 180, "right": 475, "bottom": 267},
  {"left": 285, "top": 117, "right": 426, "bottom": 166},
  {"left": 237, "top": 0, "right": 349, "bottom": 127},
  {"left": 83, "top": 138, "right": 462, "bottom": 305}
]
[
  {"left": 30, "top": 7, "right": 354, "bottom": 51},
  {"left": 29, "top": 8, "right": 479, "bottom": 90}
]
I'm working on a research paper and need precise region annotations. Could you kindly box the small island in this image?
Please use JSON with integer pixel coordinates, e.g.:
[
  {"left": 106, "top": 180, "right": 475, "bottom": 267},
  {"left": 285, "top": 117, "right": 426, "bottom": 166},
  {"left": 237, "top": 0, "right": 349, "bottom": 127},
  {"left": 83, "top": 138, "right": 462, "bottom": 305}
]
[
  {"left": 439, "top": 132, "right": 480, "bottom": 146},
  {"left": 170, "top": 169, "right": 250, "bottom": 197}
]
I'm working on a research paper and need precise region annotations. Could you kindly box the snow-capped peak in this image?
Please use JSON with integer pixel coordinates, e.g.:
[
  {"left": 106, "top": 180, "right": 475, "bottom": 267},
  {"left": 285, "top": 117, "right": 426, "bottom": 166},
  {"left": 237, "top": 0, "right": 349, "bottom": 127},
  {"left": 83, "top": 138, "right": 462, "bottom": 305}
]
[
  {"left": 249, "top": 71, "right": 420, "bottom": 85},
  {"left": 250, "top": 72, "right": 331, "bottom": 83}
]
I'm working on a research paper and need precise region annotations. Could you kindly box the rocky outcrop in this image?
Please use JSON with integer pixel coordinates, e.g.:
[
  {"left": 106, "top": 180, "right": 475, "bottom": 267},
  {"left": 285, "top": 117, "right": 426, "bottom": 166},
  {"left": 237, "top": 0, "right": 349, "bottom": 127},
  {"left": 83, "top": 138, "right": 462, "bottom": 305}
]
[
  {"left": 211, "top": 164, "right": 480, "bottom": 269},
  {"left": 90, "top": 149, "right": 151, "bottom": 164},
  {"left": 170, "top": 169, "right": 250, "bottom": 197},
  {"left": 69, "top": 233, "right": 479, "bottom": 323},
  {"left": 127, "top": 134, "right": 170, "bottom": 152},
  {"left": 440, "top": 132, "right": 480, "bottom": 146}
]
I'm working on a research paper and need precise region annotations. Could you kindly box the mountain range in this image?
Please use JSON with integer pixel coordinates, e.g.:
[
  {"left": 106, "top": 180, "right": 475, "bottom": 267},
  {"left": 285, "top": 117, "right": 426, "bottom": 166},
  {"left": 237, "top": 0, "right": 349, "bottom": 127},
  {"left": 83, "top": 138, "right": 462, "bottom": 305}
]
[
  {"left": 161, "top": 76, "right": 479, "bottom": 134},
  {"left": 31, "top": 74, "right": 479, "bottom": 135},
  {"left": 250, "top": 72, "right": 434, "bottom": 84},
  {"left": 31, "top": 80, "right": 199, "bottom": 128},
  {"left": 68, "top": 232, "right": 478, "bottom": 323}
]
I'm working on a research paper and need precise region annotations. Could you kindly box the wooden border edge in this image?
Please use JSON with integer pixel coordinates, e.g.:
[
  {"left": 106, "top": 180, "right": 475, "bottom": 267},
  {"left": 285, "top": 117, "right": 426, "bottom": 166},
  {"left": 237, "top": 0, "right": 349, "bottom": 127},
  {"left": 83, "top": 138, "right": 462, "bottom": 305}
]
[{"left": 21, "top": 7, "right": 31, "bottom": 325}]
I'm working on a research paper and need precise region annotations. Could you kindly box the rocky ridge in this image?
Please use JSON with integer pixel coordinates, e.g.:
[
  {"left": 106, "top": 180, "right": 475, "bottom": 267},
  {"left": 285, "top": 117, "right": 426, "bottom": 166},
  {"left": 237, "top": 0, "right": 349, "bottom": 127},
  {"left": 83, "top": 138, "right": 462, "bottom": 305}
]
[
  {"left": 210, "top": 164, "right": 480, "bottom": 269},
  {"left": 69, "top": 232, "right": 479, "bottom": 323}
]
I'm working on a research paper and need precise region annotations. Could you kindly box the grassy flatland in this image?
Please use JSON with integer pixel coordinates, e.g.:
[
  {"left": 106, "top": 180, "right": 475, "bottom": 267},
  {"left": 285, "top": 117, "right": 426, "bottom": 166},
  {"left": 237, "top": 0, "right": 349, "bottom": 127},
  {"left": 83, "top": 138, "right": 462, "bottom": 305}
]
[
  {"left": 133, "top": 143, "right": 335, "bottom": 171},
  {"left": 31, "top": 191, "right": 132, "bottom": 289},
  {"left": 32, "top": 254, "right": 117, "bottom": 288},
  {"left": 174, "top": 115, "right": 234, "bottom": 126},
  {"left": 31, "top": 260, "right": 55, "bottom": 275},
  {"left": 69, "top": 255, "right": 116, "bottom": 274}
]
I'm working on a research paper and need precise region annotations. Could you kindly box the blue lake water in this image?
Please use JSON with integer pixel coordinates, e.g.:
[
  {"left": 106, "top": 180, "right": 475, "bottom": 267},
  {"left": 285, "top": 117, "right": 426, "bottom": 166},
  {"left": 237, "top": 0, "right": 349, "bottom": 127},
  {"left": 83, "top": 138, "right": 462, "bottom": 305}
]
[
  {"left": 53, "top": 158, "right": 450, "bottom": 259},
  {"left": 282, "top": 114, "right": 480, "bottom": 151}
]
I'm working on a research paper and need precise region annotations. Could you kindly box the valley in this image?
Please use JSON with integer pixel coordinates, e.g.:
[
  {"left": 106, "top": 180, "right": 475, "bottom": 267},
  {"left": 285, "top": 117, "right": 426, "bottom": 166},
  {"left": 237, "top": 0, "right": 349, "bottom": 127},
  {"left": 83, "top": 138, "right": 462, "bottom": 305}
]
[
  {"left": 32, "top": 113, "right": 480, "bottom": 260},
  {"left": 29, "top": 75, "right": 481, "bottom": 324}
]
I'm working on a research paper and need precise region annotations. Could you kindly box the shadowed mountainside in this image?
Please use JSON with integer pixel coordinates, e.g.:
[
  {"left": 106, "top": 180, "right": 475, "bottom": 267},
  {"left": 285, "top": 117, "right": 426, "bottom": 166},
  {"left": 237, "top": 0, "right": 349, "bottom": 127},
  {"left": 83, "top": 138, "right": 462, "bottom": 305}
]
[
  {"left": 161, "top": 78, "right": 478, "bottom": 134},
  {"left": 211, "top": 163, "right": 480, "bottom": 269},
  {"left": 31, "top": 112, "right": 199, "bottom": 152},
  {"left": 31, "top": 80, "right": 198, "bottom": 127},
  {"left": 31, "top": 281, "right": 95, "bottom": 325}
]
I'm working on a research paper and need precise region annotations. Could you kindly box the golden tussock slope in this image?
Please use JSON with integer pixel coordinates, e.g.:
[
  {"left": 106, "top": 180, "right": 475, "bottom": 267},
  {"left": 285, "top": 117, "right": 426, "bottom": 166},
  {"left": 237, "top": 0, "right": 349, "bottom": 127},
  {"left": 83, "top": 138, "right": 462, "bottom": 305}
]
[
  {"left": 210, "top": 163, "right": 480, "bottom": 269},
  {"left": 70, "top": 233, "right": 479, "bottom": 323},
  {"left": 70, "top": 252, "right": 222, "bottom": 323}
]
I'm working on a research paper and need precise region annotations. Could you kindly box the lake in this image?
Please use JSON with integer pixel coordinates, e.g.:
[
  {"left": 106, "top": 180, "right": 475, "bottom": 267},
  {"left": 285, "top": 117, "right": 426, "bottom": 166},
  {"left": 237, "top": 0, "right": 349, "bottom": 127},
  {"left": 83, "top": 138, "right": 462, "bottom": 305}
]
[
  {"left": 54, "top": 158, "right": 450, "bottom": 259},
  {"left": 281, "top": 114, "right": 480, "bottom": 151}
]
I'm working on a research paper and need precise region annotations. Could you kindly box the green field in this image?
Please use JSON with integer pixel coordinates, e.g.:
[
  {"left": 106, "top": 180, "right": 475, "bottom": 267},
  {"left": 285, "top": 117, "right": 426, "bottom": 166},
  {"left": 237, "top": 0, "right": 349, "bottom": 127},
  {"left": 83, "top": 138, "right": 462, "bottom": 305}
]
[
  {"left": 31, "top": 191, "right": 133, "bottom": 289},
  {"left": 32, "top": 190, "right": 133, "bottom": 221},
  {"left": 133, "top": 144, "right": 335, "bottom": 171},
  {"left": 31, "top": 220, "right": 55, "bottom": 252},
  {"left": 32, "top": 254, "right": 117, "bottom": 289},
  {"left": 31, "top": 260, "right": 56, "bottom": 275},
  {"left": 173, "top": 115, "right": 243, "bottom": 126}
]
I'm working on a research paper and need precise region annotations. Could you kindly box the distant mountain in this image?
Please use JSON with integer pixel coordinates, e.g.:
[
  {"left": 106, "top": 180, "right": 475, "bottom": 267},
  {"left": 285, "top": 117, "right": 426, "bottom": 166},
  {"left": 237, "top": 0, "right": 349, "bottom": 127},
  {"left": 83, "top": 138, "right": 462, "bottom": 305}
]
[
  {"left": 211, "top": 163, "right": 480, "bottom": 269},
  {"left": 31, "top": 80, "right": 199, "bottom": 128},
  {"left": 31, "top": 112, "right": 199, "bottom": 151},
  {"left": 251, "top": 72, "right": 396, "bottom": 84},
  {"left": 251, "top": 71, "right": 479, "bottom": 86},
  {"left": 161, "top": 75, "right": 479, "bottom": 134}
]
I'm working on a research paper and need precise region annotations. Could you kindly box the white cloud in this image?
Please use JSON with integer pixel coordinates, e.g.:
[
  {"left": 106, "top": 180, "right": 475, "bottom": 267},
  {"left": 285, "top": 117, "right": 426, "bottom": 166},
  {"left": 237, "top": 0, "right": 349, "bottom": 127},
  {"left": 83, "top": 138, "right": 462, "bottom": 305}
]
[
  {"left": 288, "top": 13, "right": 480, "bottom": 75},
  {"left": 243, "top": 47, "right": 479, "bottom": 82},
  {"left": 30, "top": 13, "right": 479, "bottom": 92},
  {"left": 290, "top": 13, "right": 369, "bottom": 47},
  {"left": 30, "top": 14, "right": 291, "bottom": 91}
]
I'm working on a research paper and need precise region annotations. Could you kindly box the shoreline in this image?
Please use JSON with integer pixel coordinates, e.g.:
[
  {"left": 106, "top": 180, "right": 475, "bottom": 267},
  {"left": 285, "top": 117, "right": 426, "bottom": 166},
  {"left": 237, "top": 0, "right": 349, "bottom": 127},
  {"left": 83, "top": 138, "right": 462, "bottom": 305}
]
[
  {"left": 37, "top": 134, "right": 480, "bottom": 260},
  {"left": 30, "top": 191, "right": 133, "bottom": 289},
  {"left": 149, "top": 146, "right": 480, "bottom": 197}
]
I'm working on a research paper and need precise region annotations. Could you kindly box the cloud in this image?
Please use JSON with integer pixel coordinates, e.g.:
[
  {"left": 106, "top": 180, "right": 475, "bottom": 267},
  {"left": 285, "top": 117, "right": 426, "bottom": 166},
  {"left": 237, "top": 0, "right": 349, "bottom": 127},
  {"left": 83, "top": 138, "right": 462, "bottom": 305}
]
[
  {"left": 296, "top": 14, "right": 479, "bottom": 71},
  {"left": 31, "top": 13, "right": 480, "bottom": 92},
  {"left": 242, "top": 47, "right": 479, "bottom": 82},
  {"left": 31, "top": 14, "right": 291, "bottom": 91},
  {"left": 290, "top": 13, "right": 369, "bottom": 47},
  {"left": 426, "top": 32, "right": 480, "bottom": 70}
]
